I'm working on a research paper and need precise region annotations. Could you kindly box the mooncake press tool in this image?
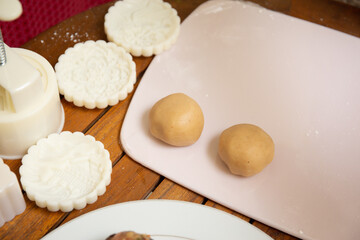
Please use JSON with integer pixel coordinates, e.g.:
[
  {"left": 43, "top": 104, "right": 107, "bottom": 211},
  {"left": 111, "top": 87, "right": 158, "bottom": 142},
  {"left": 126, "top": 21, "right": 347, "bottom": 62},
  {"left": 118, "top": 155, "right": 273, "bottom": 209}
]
[
  {"left": 19, "top": 131, "right": 112, "bottom": 212},
  {"left": 55, "top": 40, "right": 136, "bottom": 109},
  {"left": 0, "top": 42, "right": 64, "bottom": 159},
  {"left": 105, "top": 0, "right": 180, "bottom": 57},
  {"left": 0, "top": 158, "right": 26, "bottom": 227}
]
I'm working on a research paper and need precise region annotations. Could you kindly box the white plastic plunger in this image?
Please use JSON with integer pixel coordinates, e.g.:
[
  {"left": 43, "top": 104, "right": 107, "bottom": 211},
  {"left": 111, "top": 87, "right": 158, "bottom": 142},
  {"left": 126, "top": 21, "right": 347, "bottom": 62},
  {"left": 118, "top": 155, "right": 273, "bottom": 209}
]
[{"left": 0, "top": 31, "right": 64, "bottom": 159}]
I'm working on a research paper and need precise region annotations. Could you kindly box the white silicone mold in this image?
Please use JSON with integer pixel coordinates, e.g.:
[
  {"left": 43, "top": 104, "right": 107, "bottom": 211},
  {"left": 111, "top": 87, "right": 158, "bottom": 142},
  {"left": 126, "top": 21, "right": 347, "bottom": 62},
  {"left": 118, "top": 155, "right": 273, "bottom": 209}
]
[
  {"left": 105, "top": 0, "right": 180, "bottom": 57},
  {"left": 55, "top": 40, "right": 136, "bottom": 109},
  {"left": 19, "top": 131, "right": 112, "bottom": 212}
]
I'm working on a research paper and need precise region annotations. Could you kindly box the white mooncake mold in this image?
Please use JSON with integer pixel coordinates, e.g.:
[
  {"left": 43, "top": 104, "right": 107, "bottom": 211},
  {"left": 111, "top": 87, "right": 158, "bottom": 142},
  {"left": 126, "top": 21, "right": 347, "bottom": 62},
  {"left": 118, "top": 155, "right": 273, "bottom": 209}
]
[
  {"left": 19, "top": 131, "right": 112, "bottom": 212},
  {"left": 105, "top": 0, "right": 181, "bottom": 57},
  {"left": 55, "top": 40, "right": 136, "bottom": 109}
]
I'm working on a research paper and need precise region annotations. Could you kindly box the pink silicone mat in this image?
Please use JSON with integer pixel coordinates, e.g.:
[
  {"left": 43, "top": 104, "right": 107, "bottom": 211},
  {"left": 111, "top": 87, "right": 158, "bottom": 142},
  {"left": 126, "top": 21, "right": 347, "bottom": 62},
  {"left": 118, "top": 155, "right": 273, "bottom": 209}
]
[{"left": 121, "top": 1, "right": 360, "bottom": 239}]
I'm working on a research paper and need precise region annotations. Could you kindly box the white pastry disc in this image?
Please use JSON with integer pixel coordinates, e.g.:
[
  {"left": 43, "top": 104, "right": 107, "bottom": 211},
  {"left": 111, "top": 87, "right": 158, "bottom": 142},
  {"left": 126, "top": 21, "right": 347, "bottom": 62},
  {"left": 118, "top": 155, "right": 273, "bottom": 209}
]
[
  {"left": 105, "top": 0, "right": 180, "bottom": 57},
  {"left": 20, "top": 131, "right": 112, "bottom": 212},
  {"left": 55, "top": 40, "right": 136, "bottom": 109}
]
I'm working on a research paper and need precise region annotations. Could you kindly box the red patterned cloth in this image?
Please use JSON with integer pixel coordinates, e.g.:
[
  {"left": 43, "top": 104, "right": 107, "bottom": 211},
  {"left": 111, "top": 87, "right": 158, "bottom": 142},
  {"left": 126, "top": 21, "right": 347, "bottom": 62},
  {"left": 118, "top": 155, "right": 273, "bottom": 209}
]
[{"left": 0, "top": 0, "right": 113, "bottom": 47}]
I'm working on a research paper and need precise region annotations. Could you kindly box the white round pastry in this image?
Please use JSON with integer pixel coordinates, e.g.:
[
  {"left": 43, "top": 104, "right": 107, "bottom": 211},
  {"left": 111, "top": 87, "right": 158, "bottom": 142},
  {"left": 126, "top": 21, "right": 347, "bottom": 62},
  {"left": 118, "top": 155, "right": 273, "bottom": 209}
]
[
  {"left": 105, "top": 0, "right": 181, "bottom": 57},
  {"left": 19, "top": 131, "right": 112, "bottom": 212},
  {"left": 55, "top": 40, "right": 136, "bottom": 109}
]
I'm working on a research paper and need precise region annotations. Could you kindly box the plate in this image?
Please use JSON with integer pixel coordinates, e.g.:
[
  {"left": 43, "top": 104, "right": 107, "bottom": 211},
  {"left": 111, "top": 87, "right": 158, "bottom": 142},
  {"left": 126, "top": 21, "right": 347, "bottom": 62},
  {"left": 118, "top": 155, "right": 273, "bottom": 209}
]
[
  {"left": 41, "top": 200, "right": 272, "bottom": 240},
  {"left": 121, "top": 1, "right": 360, "bottom": 239}
]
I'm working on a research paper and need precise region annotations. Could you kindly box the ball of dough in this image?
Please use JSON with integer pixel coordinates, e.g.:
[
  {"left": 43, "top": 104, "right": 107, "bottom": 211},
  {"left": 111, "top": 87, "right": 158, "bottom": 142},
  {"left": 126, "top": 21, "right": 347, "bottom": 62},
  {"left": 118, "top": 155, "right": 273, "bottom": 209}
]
[
  {"left": 149, "top": 93, "right": 204, "bottom": 146},
  {"left": 218, "top": 124, "right": 274, "bottom": 177}
]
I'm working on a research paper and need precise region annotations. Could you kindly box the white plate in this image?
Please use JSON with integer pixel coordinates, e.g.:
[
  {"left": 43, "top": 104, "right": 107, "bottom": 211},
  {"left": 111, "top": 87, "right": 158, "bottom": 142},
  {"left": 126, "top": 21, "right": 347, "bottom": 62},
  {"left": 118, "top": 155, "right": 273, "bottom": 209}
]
[
  {"left": 121, "top": 1, "right": 360, "bottom": 239},
  {"left": 41, "top": 200, "right": 272, "bottom": 240}
]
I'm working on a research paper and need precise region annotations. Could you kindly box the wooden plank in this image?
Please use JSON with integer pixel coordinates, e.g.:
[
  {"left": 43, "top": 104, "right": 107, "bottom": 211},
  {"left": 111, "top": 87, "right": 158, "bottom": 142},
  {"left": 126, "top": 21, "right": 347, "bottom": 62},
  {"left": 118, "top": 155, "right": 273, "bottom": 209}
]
[
  {"left": 165, "top": 0, "right": 207, "bottom": 21},
  {"left": 204, "top": 200, "right": 251, "bottom": 222},
  {"left": 148, "top": 178, "right": 204, "bottom": 203}
]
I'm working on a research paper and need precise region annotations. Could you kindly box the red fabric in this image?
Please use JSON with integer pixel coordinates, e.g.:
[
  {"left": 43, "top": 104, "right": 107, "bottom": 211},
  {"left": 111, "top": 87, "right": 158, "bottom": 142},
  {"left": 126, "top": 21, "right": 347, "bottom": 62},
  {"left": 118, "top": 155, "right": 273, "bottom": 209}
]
[{"left": 0, "top": 0, "right": 113, "bottom": 47}]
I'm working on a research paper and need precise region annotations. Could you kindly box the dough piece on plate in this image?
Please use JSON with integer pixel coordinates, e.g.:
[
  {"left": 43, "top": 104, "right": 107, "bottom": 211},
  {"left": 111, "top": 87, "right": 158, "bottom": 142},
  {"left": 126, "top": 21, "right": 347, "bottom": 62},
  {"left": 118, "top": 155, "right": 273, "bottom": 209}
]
[
  {"left": 19, "top": 131, "right": 112, "bottom": 212},
  {"left": 55, "top": 40, "right": 136, "bottom": 109},
  {"left": 105, "top": 0, "right": 181, "bottom": 57}
]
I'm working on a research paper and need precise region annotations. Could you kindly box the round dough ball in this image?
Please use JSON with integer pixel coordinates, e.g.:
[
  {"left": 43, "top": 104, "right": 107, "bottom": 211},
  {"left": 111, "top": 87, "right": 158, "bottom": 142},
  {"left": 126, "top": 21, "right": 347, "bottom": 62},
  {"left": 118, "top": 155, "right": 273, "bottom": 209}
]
[
  {"left": 218, "top": 124, "right": 274, "bottom": 177},
  {"left": 149, "top": 93, "right": 204, "bottom": 147}
]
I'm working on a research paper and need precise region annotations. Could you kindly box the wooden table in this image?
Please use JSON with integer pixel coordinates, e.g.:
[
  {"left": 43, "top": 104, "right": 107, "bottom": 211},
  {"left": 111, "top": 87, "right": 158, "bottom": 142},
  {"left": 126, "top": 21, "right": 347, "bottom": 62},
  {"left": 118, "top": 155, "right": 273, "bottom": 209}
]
[{"left": 1, "top": 0, "right": 359, "bottom": 239}]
